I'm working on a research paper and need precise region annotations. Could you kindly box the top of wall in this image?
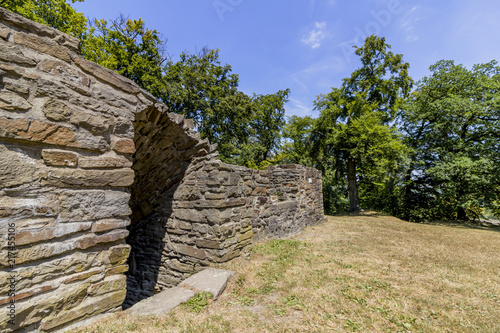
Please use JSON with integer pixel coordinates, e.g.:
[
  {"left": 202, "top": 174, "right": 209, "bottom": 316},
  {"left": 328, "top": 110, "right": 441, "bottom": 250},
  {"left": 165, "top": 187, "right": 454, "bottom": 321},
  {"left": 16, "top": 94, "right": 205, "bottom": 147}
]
[{"left": 0, "top": 7, "right": 156, "bottom": 109}]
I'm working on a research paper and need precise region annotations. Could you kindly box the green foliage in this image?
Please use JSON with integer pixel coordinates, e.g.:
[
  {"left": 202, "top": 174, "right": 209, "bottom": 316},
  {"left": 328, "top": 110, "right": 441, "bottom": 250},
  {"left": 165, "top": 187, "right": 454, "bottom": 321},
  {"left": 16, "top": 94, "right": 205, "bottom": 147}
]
[
  {"left": 1, "top": 0, "right": 88, "bottom": 38},
  {"left": 251, "top": 89, "right": 290, "bottom": 162},
  {"left": 82, "top": 16, "right": 167, "bottom": 99},
  {"left": 3, "top": 2, "right": 289, "bottom": 168},
  {"left": 182, "top": 292, "right": 213, "bottom": 313},
  {"left": 281, "top": 115, "right": 315, "bottom": 166},
  {"left": 401, "top": 60, "right": 500, "bottom": 221},
  {"left": 163, "top": 48, "right": 289, "bottom": 168},
  {"left": 313, "top": 35, "right": 412, "bottom": 213}
]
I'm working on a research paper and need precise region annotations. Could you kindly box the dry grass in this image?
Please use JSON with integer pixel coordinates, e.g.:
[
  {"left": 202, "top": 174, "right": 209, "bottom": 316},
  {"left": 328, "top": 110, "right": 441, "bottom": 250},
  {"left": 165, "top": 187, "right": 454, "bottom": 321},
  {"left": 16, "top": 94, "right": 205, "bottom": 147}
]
[{"left": 75, "top": 215, "right": 500, "bottom": 332}]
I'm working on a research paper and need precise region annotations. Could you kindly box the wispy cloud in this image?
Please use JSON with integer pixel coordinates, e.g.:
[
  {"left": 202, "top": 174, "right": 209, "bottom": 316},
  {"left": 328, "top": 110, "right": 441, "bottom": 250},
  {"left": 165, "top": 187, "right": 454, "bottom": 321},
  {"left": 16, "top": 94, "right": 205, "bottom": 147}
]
[
  {"left": 400, "top": 6, "right": 421, "bottom": 42},
  {"left": 286, "top": 55, "right": 346, "bottom": 117},
  {"left": 286, "top": 98, "right": 314, "bottom": 117},
  {"left": 301, "top": 21, "right": 328, "bottom": 49}
]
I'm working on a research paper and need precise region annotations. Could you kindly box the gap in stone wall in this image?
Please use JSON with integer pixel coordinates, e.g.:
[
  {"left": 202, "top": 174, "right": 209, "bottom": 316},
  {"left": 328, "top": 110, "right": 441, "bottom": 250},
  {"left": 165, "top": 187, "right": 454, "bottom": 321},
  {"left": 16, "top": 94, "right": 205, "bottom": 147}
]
[{"left": 124, "top": 105, "right": 208, "bottom": 308}]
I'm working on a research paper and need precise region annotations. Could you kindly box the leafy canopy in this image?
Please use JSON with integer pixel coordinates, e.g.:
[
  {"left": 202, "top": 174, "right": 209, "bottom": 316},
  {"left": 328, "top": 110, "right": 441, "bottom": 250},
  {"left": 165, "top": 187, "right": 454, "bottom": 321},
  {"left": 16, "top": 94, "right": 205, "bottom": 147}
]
[
  {"left": 1, "top": 0, "right": 88, "bottom": 38},
  {"left": 313, "top": 35, "right": 412, "bottom": 213},
  {"left": 401, "top": 60, "right": 500, "bottom": 221}
]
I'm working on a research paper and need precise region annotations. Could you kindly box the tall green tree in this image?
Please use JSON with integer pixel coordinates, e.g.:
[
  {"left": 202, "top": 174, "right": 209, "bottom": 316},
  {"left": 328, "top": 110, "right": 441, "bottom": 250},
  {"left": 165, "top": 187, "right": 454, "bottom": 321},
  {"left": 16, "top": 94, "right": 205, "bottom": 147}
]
[
  {"left": 313, "top": 35, "right": 412, "bottom": 213},
  {"left": 400, "top": 60, "right": 500, "bottom": 221},
  {"left": 1, "top": 0, "right": 88, "bottom": 38}
]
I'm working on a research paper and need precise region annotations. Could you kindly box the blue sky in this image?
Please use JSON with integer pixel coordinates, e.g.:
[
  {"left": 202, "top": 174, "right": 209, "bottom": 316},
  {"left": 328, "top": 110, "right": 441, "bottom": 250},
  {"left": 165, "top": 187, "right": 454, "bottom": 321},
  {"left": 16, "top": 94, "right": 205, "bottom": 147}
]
[{"left": 73, "top": 0, "right": 500, "bottom": 118}]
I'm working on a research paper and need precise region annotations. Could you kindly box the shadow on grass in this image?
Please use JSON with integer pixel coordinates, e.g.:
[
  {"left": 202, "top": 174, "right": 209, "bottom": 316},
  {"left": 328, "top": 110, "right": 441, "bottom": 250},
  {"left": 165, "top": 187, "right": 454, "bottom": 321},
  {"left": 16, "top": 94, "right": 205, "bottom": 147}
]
[
  {"left": 418, "top": 220, "right": 500, "bottom": 233},
  {"left": 329, "top": 211, "right": 500, "bottom": 233}
]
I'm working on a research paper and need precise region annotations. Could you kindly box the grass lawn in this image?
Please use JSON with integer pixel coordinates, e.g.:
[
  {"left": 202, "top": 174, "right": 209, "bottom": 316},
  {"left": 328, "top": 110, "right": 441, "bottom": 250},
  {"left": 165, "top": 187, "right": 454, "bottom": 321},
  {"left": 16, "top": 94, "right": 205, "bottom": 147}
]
[{"left": 76, "top": 214, "right": 500, "bottom": 332}]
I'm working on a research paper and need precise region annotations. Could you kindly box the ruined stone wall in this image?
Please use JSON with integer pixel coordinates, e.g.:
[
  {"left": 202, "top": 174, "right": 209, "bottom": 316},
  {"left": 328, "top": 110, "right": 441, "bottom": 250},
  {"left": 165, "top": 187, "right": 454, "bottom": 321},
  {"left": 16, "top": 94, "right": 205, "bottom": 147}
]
[
  {"left": 126, "top": 160, "right": 324, "bottom": 306},
  {"left": 0, "top": 8, "right": 155, "bottom": 332},
  {"left": 0, "top": 8, "right": 324, "bottom": 332}
]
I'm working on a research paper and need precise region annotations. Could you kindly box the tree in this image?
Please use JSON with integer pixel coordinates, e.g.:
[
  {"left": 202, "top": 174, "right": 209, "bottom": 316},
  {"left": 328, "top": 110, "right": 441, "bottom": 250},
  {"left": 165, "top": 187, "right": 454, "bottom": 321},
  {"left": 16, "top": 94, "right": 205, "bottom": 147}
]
[
  {"left": 163, "top": 48, "right": 290, "bottom": 167},
  {"left": 250, "top": 89, "right": 290, "bottom": 162},
  {"left": 162, "top": 48, "right": 253, "bottom": 163},
  {"left": 1, "top": 0, "right": 88, "bottom": 39},
  {"left": 313, "top": 35, "right": 412, "bottom": 213},
  {"left": 3, "top": 2, "right": 291, "bottom": 169},
  {"left": 400, "top": 60, "right": 500, "bottom": 221},
  {"left": 82, "top": 16, "right": 167, "bottom": 99},
  {"left": 282, "top": 115, "right": 315, "bottom": 166}
]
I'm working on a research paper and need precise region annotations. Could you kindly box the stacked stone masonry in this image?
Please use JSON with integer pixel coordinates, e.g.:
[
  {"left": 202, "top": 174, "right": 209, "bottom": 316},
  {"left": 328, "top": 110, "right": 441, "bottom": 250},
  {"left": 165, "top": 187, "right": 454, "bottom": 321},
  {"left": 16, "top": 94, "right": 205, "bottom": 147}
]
[{"left": 0, "top": 8, "right": 324, "bottom": 332}]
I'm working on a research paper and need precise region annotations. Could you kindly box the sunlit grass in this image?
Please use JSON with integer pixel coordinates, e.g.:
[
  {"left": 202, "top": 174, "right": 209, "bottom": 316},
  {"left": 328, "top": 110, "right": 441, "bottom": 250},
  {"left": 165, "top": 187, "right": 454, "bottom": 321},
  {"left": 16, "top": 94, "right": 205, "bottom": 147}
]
[{"left": 75, "top": 214, "right": 500, "bottom": 332}]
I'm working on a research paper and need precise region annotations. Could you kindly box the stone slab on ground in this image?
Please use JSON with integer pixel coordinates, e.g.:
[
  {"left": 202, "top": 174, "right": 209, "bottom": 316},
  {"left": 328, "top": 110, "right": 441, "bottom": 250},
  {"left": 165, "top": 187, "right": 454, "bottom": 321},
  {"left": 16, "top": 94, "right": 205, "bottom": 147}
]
[
  {"left": 179, "top": 267, "right": 235, "bottom": 300},
  {"left": 125, "top": 287, "right": 195, "bottom": 316},
  {"left": 123, "top": 268, "right": 234, "bottom": 318}
]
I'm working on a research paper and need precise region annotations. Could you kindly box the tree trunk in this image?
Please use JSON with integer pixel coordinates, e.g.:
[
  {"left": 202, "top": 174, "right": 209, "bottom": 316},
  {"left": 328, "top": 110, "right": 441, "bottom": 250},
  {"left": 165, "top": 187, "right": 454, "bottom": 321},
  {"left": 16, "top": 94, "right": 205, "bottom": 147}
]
[
  {"left": 347, "top": 156, "right": 360, "bottom": 213},
  {"left": 456, "top": 207, "right": 468, "bottom": 221},
  {"left": 402, "top": 164, "right": 414, "bottom": 221}
]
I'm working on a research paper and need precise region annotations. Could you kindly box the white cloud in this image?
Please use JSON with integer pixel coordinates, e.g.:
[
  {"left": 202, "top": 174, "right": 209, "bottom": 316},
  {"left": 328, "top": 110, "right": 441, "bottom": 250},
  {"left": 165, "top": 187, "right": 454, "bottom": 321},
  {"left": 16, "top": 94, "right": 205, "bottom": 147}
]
[
  {"left": 286, "top": 98, "right": 314, "bottom": 117},
  {"left": 301, "top": 21, "right": 328, "bottom": 49},
  {"left": 399, "top": 6, "right": 422, "bottom": 43}
]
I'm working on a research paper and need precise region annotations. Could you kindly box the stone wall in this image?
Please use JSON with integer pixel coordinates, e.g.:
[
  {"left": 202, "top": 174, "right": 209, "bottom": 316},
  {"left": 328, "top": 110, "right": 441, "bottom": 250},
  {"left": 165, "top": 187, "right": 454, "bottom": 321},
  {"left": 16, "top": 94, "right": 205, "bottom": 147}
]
[
  {"left": 126, "top": 160, "right": 324, "bottom": 306},
  {"left": 0, "top": 8, "right": 324, "bottom": 332}
]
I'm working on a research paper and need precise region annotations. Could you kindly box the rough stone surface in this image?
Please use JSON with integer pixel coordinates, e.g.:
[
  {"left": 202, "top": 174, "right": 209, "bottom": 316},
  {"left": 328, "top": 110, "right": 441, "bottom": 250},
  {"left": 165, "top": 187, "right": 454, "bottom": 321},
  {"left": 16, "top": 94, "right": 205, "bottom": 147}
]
[
  {"left": 0, "top": 7, "right": 324, "bottom": 333},
  {"left": 125, "top": 287, "right": 195, "bottom": 316},
  {"left": 0, "top": 90, "right": 32, "bottom": 110},
  {"left": 43, "top": 100, "right": 72, "bottom": 121},
  {"left": 42, "top": 149, "right": 78, "bottom": 167},
  {"left": 179, "top": 268, "right": 235, "bottom": 300}
]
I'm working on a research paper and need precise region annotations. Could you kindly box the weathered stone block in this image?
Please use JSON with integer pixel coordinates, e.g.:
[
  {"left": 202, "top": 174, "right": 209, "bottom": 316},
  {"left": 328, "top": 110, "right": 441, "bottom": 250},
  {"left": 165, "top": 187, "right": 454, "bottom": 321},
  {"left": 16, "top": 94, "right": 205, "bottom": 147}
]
[
  {"left": 2, "top": 283, "right": 90, "bottom": 332},
  {"left": 0, "top": 117, "right": 108, "bottom": 151},
  {"left": 38, "top": 59, "right": 90, "bottom": 94},
  {"left": 41, "top": 168, "right": 134, "bottom": 187},
  {"left": 175, "top": 209, "right": 202, "bottom": 222},
  {"left": 59, "top": 190, "right": 131, "bottom": 222},
  {"left": 0, "top": 25, "right": 9, "bottom": 40},
  {"left": 9, "top": 222, "right": 92, "bottom": 247},
  {"left": 62, "top": 268, "right": 103, "bottom": 284},
  {"left": 42, "top": 149, "right": 78, "bottom": 167},
  {"left": 173, "top": 186, "right": 202, "bottom": 201},
  {"left": 71, "top": 111, "right": 113, "bottom": 134},
  {"left": 112, "top": 137, "right": 135, "bottom": 154},
  {"left": 168, "top": 259, "right": 195, "bottom": 273},
  {"left": 0, "top": 41, "right": 37, "bottom": 66},
  {"left": 92, "top": 219, "right": 130, "bottom": 233},
  {"left": 107, "top": 244, "right": 131, "bottom": 266},
  {"left": 0, "top": 145, "right": 40, "bottom": 188},
  {"left": 88, "top": 274, "right": 126, "bottom": 296},
  {"left": 43, "top": 99, "right": 71, "bottom": 121},
  {"left": 0, "top": 90, "right": 32, "bottom": 111},
  {"left": 73, "top": 56, "right": 140, "bottom": 94},
  {"left": 14, "top": 31, "right": 71, "bottom": 61},
  {"left": 38, "top": 290, "right": 126, "bottom": 332},
  {"left": 0, "top": 229, "right": 128, "bottom": 267},
  {"left": 79, "top": 155, "right": 132, "bottom": 169},
  {"left": 196, "top": 239, "right": 222, "bottom": 249},
  {"left": 105, "top": 264, "right": 128, "bottom": 277},
  {"left": 175, "top": 244, "right": 207, "bottom": 260}
]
